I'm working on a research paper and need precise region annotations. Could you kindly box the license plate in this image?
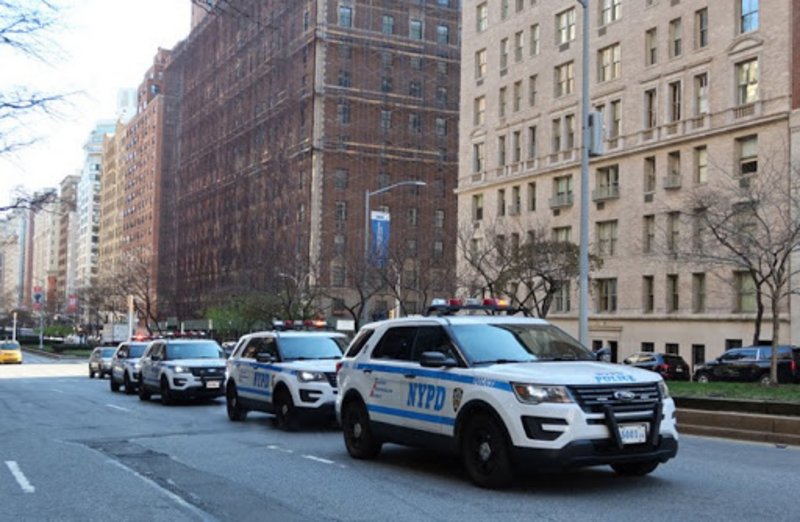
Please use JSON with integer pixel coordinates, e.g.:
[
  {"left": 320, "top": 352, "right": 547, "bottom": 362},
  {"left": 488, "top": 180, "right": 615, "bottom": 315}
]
[
  {"left": 205, "top": 381, "right": 221, "bottom": 389},
  {"left": 618, "top": 423, "right": 647, "bottom": 445}
]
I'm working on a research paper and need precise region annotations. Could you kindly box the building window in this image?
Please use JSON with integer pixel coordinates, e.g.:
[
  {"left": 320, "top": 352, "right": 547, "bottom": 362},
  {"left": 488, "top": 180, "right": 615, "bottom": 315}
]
[
  {"left": 475, "top": 49, "right": 487, "bottom": 79},
  {"left": 692, "top": 273, "right": 706, "bottom": 313},
  {"left": 695, "top": 8, "right": 708, "bottom": 48},
  {"left": 735, "top": 271, "right": 756, "bottom": 312},
  {"left": 500, "top": 38, "right": 509, "bottom": 70},
  {"left": 667, "top": 212, "right": 680, "bottom": 253},
  {"left": 513, "top": 81, "right": 522, "bottom": 112},
  {"left": 409, "top": 80, "right": 422, "bottom": 98},
  {"left": 410, "top": 56, "right": 422, "bottom": 70},
  {"left": 598, "top": 43, "right": 621, "bottom": 82},
  {"left": 436, "top": 87, "right": 447, "bottom": 106},
  {"left": 556, "top": 8, "right": 576, "bottom": 45},
  {"left": 472, "top": 194, "right": 484, "bottom": 221},
  {"left": 339, "top": 5, "right": 353, "bottom": 28},
  {"left": 409, "top": 113, "right": 421, "bottom": 133},
  {"left": 668, "top": 81, "right": 681, "bottom": 122},
  {"left": 665, "top": 343, "right": 679, "bottom": 355},
  {"left": 669, "top": 18, "right": 682, "bottom": 58},
  {"left": 527, "top": 182, "right": 536, "bottom": 211},
  {"left": 552, "top": 225, "right": 572, "bottom": 243},
  {"left": 334, "top": 169, "right": 349, "bottom": 189},
  {"left": 527, "top": 75, "right": 538, "bottom": 107},
  {"left": 332, "top": 265, "right": 346, "bottom": 287},
  {"left": 555, "top": 61, "right": 575, "bottom": 97},
  {"left": 338, "top": 70, "right": 351, "bottom": 87},
  {"left": 473, "top": 142, "right": 485, "bottom": 172},
  {"left": 642, "top": 342, "right": 655, "bottom": 353},
  {"left": 643, "top": 215, "right": 655, "bottom": 253},
  {"left": 551, "top": 118, "right": 561, "bottom": 153},
  {"left": 435, "top": 117, "right": 447, "bottom": 136},
  {"left": 695, "top": 146, "right": 708, "bottom": 184},
  {"left": 501, "top": 0, "right": 510, "bottom": 19},
  {"left": 514, "top": 31, "right": 524, "bottom": 62},
  {"left": 666, "top": 274, "right": 679, "bottom": 312},
  {"left": 606, "top": 99, "right": 621, "bottom": 138},
  {"left": 600, "top": 0, "right": 621, "bottom": 25},
  {"left": 564, "top": 114, "right": 575, "bottom": 149},
  {"left": 497, "top": 189, "right": 506, "bottom": 217},
  {"left": 434, "top": 209, "right": 445, "bottom": 228},
  {"left": 527, "top": 125, "right": 537, "bottom": 159},
  {"left": 436, "top": 24, "right": 449, "bottom": 44},
  {"left": 644, "top": 89, "right": 657, "bottom": 129},
  {"left": 498, "top": 87, "right": 508, "bottom": 117},
  {"left": 668, "top": 151, "right": 681, "bottom": 183},
  {"left": 694, "top": 73, "right": 709, "bottom": 115},
  {"left": 474, "top": 96, "right": 486, "bottom": 125},
  {"left": 597, "top": 220, "right": 618, "bottom": 256},
  {"left": 597, "top": 278, "right": 617, "bottom": 312},
  {"left": 644, "top": 156, "right": 656, "bottom": 193},
  {"left": 645, "top": 28, "right": 657, "bottom": 66},
  {"left": 738, "top": 135, "right": 758, "bottom": 175},
  {"left": 512, "top": 131, "right": 522, "bottom": 163},
  {"left": 433, "top": 240, "right": 444, "bottom": 259},
  {"left": 335, "top": 201, "right": 347, "bottom": 222},
  {"left": 409, "top": 19, "right": 423, "bottom": 40},
  {"left": 530, "top": 24, "right": 540, "bottom": 55},
  {"left": 498, "top": 135, "right": 507, "bottom": 166},
  {"left": 382, "top": 15, "right": 394, "bottom": 35},
  {"left": 736, "top": 58, "right": 758, "bottom": 105},
  {"left": 596, "top": 165, "right": 619, "bottom": 197},
  {"left": 554, "top": 175, "right": 573, "bottom": 204},
  {"left": 381, "top": 76, "right": 392, "bottom": 92},
  {"left": 338, "top": 100, "right": 350, "bottom": 124},
  {"left": 643, "top": 276, "right": 654, "bottom": 312},
  {"left": 334, "top": 234, "right": 346, "bottom": 255},
  {"left": 511, "top": 185, "right": 521, "bottom": 214},
  {"left": 477, "top": 2, "right": 488, "bottom": 32},
  {"left": 554, "top": 281, "right": 571, "bottom": 312},
  {"left": 740, "top": 0, "right": 758, "bottom": 34}
]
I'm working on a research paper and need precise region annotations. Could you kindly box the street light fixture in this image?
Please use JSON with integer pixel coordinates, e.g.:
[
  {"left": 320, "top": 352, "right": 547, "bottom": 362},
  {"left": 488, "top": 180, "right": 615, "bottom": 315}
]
[{"left": 362, "top": 180, "right": 427, "bottom": 324}]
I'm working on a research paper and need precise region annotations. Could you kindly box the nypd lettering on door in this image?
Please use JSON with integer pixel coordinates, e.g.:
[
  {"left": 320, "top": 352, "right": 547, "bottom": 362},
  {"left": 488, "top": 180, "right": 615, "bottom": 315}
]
[{"left": 406, "top": 382, "right": 446, "bottom": 411}]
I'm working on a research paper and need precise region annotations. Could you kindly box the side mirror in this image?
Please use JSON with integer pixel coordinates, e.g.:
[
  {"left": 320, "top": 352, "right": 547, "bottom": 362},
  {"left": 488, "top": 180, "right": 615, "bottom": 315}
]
[
  {"left": 595, "top": 347, "right": 612, "bottom": 362},
  {"left": 255, "top": 353, "right": 275, "bottom": 363},
  {"left": 419, "top": 351, "right": 458, "bottom": 368}
]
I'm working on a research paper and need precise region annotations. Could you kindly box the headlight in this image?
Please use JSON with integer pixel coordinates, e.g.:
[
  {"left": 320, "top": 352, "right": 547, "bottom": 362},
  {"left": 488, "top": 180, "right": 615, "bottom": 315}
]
[
  {"left": 658, "top": 380, "right": 670, "bottom": 399},
  {"left": 134, "top": 362, "right": 141, "bottom": 370},
  {"left": 511, "top": 383, "right": 573, "bottom": 405},
  {"left": 172, "top": 365, "right": 189, "bottom": 374},
  {"left": 297, "top": 371, "right": 327, "bottom": 383}
]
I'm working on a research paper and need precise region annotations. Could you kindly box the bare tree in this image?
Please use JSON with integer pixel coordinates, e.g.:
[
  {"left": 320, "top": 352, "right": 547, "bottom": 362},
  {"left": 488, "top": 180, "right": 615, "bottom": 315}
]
[
  {"left": 456, "top": 220, "right": 519, "bottom": 299},
  {"left": 320, "top": 246, "right": 387, "bottom": 330},
  {"left": 682, "top": 145, "right": 800, "bottom": 384}
]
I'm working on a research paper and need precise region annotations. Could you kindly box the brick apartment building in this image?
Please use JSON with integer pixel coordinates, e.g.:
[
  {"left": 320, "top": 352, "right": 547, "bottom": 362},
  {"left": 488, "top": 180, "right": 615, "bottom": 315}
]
[
  {"left": 159, "top": 0, "right": 460, "bottom": 321},
  {"left": 458, "top": 0, "right": 797, "bottom": 366}
]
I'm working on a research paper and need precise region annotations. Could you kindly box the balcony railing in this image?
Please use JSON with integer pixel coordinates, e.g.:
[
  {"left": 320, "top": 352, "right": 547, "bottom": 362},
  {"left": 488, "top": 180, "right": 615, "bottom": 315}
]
[
  {"left": 549, "top": 193, "right": 574, "bottom": 209},
  {"left": 592, "top": 185, "right": 620, "bottom": 201},
  {"left": 663, "top": 174, "right": 682, "bottom": 189}
]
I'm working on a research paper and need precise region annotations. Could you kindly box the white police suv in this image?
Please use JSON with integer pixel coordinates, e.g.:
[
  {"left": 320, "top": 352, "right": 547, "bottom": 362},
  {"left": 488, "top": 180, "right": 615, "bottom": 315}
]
[
  {"left": 138, "top": 339, "right": 227, "bottom": 405},
  {"left": 336, "top": 301, "right": 679, "bottom": 488},
  {"left": 225, "top": 331, "right": 347, "bottom": 429},
  {"left": 109, "top": 341, "right": 150, "bottom": 394}
]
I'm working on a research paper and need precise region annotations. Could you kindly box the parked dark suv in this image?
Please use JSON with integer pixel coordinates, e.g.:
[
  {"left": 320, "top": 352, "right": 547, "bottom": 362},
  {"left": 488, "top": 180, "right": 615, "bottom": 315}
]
[
  {"left": 693, "top": 345, "right": 800, "bottom": 385},
  {"left": 623, "top": 352, "right": 690, "bottom": 381}
]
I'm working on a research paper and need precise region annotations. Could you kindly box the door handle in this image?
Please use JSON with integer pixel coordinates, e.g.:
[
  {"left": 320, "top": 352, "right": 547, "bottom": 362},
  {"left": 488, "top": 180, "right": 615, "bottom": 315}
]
[
  {"left": 404, "top": 374, "right": 416, "bottom": 379},
  {"left": 362, "top": 369, "right": 373, "bottom": 375}
]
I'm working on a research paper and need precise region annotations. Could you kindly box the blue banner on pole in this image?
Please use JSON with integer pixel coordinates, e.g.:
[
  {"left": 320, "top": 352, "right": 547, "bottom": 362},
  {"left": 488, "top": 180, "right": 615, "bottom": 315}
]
[{"left": 370, "top": 211, "right": 390, "bottom": 267}]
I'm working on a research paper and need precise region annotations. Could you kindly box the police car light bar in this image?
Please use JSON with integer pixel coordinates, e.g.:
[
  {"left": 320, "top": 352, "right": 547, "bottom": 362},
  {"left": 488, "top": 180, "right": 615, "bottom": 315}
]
[{"left": 425, "top": 297, "right": 515, "bottom": 316}]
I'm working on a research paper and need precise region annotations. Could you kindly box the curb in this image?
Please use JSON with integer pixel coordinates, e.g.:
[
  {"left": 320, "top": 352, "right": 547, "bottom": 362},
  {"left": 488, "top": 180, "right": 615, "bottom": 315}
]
[
  {"left": 21, "top": 347, "right": 83, "bottom": 360},
  {"left": 677, "top": 408, "right": 800, "bottom": 446}
]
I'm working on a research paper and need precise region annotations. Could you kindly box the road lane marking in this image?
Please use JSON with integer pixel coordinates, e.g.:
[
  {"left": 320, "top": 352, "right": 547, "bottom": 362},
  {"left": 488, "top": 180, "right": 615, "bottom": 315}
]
[
  {"left": 5, "top": 461, "right": 35, "bottom": 493},
  {"left": 106, "top": 404, "right": 131, "bottom": 412},
  {"left": 266, "top": 445, "right": 294, "bottom": 454},
  {"left": 302, "top": 455, "right": 334, "bottom": 465},
  {"left": 51, "top": 388, "right": 64, "bottom": 394}
]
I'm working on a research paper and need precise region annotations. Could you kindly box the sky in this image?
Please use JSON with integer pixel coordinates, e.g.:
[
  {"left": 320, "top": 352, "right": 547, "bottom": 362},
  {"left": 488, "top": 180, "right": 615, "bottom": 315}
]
[{"left": 0, "top": 0, "right": 191, "bottom": 208}]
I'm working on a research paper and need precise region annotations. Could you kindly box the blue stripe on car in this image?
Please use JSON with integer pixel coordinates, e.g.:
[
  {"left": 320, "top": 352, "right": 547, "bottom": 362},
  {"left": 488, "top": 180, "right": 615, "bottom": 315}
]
[
  {"left": 238, "top": 386, "right": 272, "bottom": 397},
  {"left": 353, "top": 363, "right": 512, "bottom": 392},
  {"left": 367, "top": 404, "right": 455, "bottom": 426}
]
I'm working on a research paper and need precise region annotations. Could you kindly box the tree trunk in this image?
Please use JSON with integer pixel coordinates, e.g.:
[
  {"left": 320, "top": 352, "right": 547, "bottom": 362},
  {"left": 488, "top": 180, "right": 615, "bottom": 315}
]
[
  {"left": 770, "top": 292, "right": 780, "bottom": 385},
  {"left": 752, "top": 279, "right": 764, "bottom": 346}
]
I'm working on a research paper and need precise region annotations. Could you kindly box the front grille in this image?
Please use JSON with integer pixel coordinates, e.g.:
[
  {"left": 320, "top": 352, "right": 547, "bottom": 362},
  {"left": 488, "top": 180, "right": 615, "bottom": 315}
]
[
  {"left": 568, "top": 383, "right": 660, "bottom": 414},
  {"left": 190, "top": 367, "right": 225, "bottom": 378},
  {"left": 325, "top": 372, "right": 338, "bottom": 388}
]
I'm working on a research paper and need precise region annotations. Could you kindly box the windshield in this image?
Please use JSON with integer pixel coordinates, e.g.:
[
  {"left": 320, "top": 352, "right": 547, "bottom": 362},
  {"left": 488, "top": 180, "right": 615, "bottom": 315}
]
[
  {"left": 128, "top": 345, "right": 147, "bottom": 358},
  {"left": 449, "top": 324, "right": 593, "bottom": 365},
  {"left": 1, "top": 342, "right": 20, "bottom": 350},
  {"left": 165, "top": 342, "right": 223, "bottom": 360},
  {"left": 101, "top": 348, "right": 116, "bottom": 357},
  {"left": 279, "top": 336, "right": 346, "bottom": 361}
]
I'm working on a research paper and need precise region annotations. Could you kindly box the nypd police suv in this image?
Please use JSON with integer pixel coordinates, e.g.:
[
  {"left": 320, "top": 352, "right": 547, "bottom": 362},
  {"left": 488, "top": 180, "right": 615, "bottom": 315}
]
[
  {"left": 138, "top": 338, "right": 227, "bottom": 405},
  {"left": 109, "top": 340, "right": 150, "bottom": 394},
  {"left": 336, "top": 299, "right": 679, "bottom": 488},
  {"left": 225, "top": 331, "right": 347, "bottom": 429}
]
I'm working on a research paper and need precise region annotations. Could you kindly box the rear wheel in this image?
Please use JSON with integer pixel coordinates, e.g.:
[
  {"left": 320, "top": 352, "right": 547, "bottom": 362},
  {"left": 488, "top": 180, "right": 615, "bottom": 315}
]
[
  {"left": 611, "top": 460, "right": 660, "bottom": 476},
  {"left": 273, "top": 388, "right": 296, "bottom": 430},
  {"left": 226, "top": 382, "right": 248, "bottom": 421},
  {"left": 109, "top": 375, "right": 120, "bottom": 392},
  {"left": 341, "top": 400, "right": 381, "bottom": 459},
  {"left": 461, "top": 413, "right": 514, "bottom": 489},
  {"left": 160, "top": 377, "right": 174, "bottom": 406}
]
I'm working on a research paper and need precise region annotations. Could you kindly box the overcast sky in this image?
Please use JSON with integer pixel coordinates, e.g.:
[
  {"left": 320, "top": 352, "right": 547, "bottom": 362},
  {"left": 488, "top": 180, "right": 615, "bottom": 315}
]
[{"left": 0, "top": 0, "right": 191, "bottom": 207}]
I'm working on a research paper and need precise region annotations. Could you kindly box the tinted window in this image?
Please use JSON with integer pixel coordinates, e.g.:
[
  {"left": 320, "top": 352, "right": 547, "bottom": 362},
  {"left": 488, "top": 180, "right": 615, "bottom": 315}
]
[
  {"left": 128, "top": 345, "right": 146, "bottom": 358},
  {"left": 241, "top": 339, "right": 260, "bottom": 359},
  {"left": 372, "top": 327, "right": 416, "bottom": 360},
  {"left": 345, "top": 329, "right": 374, "bottom": 357},
  {"left": 449, "top": 323, "right": 593, "bottom": 364},
  {"left": 101, "top": 348, "right": 116, "bottom": 357},
  {"left": 1, "top": 341, "right": 21, "bottom": 350},
  {"left": 165, "top": 342, "right": 223, "bottom": 360},
  {"left": 411, "top": 326, "right": 457, "bottom": 361},
  {"left": 279, "top": 336, "right": 345, "bottom": 360},
  {"left": 663, "top": 355, "right": 685, "bottom": 365}
]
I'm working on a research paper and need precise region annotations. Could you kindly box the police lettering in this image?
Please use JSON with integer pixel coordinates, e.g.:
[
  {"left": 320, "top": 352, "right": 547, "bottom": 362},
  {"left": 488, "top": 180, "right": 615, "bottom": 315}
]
[
  {"left": 594, "top": 372, "right": 636, "bottom": 384},
  {"left": 254, "top": 372, "right": 270, "bottom": 388},
  {"left": 406, "top": 383, "right": 446, "bottom": 411}
]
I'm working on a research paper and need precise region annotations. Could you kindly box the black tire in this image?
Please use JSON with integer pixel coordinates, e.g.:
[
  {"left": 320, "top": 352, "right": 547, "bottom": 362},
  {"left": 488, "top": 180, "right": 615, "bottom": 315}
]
[
  {"left": 758, "top": 373, "right": 772, "bottom": 386},
  {"left": 226, "top": 382, "right": 248, "bottom": 421},
  {"left": 273, "top": 388, "right": 296, "bottom": 430},
  {"left": 160, "top": 377, "right": 173, "bottom": 406},
  {"left": 461, "top": 412, "right": 514, "bottom": 489},
  {"left": 611, "top": 460, "right": 660, "bottom": 476},
  {"left": 695, "top": 373, "right": 710, "bottom": 383},
  {"left": 89, "top": 367, "right": 95, "bottom": 379},
  {"left": 138, "top": 377, "right": 151, "bottom": 401},
  {"left": 341, "top": 399, "right": 381, "bottom": 459},
  {"left": 110, "top": 375, "right": 120, "bottom": 392},
  {"left": 124, "top": 373, "right": 135, "bottom": 395}
]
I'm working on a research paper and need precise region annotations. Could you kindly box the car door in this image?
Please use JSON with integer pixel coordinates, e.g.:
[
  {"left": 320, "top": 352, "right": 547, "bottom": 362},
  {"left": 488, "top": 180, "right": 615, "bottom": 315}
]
[
  {"left": 235, "top": 338, "right": 264, "bottom": 403},
  {"left": 141, "top": 343, "right": 164, "bottom": 387},
  {"left": 730, "top": 348, "right": 758, "bottom": 381},
  {"left": 112, "top": 344, "right": 128, "bottom": 381}
]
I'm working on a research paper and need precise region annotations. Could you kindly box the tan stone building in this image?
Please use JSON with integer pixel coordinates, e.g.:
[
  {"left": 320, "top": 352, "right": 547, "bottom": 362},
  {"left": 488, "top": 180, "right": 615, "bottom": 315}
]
[
  {"left": 458, "top": 0, "right": 794, "bottom": 367},
  {"left": 99, "top": 125, "right": 125, "bottom": 282}
]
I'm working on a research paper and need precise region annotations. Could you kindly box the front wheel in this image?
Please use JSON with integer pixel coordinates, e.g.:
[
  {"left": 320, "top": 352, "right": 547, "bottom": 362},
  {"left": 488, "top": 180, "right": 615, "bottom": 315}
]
[
  {"left": 226, "top": 382, "right": 248, "bottom": 421},
  {"left": 758, "top": 373, "right": 772, "bottom": 386},
  {"left": 461, "top": 413, "right": 514, "bottom": 489},
  {"left": 160, "top": 377, "right": 174, "bottom": 406},
  {"left": 89, "top": 368, "right": 95, "bottom": 379},
  {"left": 611, "top": 460, "right": 660, "bottom": 476},
  {"left": 138, "top": 377, "right": 151, "bottom": 401},
  {"left": 124, "top": 373, "right": 135, "bottom": 395},
  {"left": 109, "top": 375, "right": 120, "bottom": 392},
  {"left": 273, "top": 388, "right": 296, "bottom": 430},
  {"left": 341, "top": 400, "right": 381, "bottom": 459}
]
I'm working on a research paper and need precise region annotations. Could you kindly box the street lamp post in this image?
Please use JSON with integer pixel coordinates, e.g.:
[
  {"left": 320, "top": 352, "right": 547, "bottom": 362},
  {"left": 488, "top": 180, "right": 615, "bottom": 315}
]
[
  {"left": 362, "top": 180, "right": 427, "bottom": 326},
  {"left": 577, "top": 0, "right": 591, "bottom": 347}
]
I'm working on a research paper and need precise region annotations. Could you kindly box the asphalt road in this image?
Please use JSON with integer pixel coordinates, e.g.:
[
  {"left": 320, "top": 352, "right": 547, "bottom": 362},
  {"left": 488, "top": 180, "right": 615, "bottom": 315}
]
[{"left": 1, "top": 360, "right": 798, "bottom": 522}]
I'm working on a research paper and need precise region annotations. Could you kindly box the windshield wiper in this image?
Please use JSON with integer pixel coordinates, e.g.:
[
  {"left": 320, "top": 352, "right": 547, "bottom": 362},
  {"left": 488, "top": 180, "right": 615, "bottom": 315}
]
[
  {"left": 537, "top": 355, "right": 580, "bottom": 361},
  {"left": 472, "top": 358, "right": 531, "bottom": 365}
]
